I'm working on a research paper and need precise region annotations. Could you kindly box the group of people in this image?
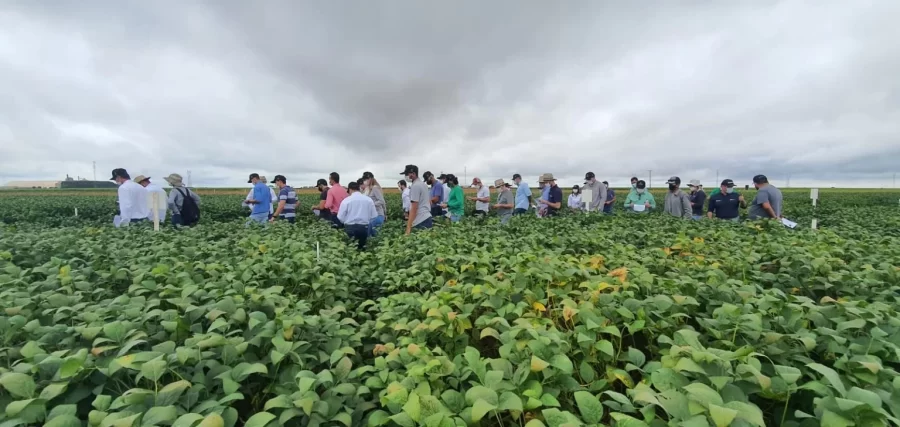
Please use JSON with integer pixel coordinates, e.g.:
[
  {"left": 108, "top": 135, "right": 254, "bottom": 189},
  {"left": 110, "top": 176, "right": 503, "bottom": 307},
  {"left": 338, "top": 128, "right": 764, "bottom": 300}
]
[
  {"left": 109, "top": 164, "right": 785, "bottom": 248},
  {"left": 110, "top": 168, "right": 200, "bottom": 227}
]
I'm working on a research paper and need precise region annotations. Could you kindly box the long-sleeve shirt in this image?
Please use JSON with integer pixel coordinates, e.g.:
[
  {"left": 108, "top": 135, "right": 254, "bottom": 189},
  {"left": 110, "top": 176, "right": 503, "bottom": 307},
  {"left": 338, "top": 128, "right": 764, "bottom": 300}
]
[
  {"left": 117, "top": 180, "right": 150, "bottom": 224},
  {"left": 366, "top": 185, "right": 387, "bottom": 217},
  {"left": 401, "top": 188, "right": 411, "bottom": 212},
  {"left": 567, "top": 193, "right": 582, "bottom": 209},
  {"left": 664, "top": 190, "right": 693, "bottom": 218},
  {"left": 145, "top": 183, "right": 168, "bottom": 221},
  {"left": 167, "top": 186, "right": 201, "bottom": 215},
  {"left": 337, "top": 192, "right": 377, "bottom": 225},
  {"left": 582, "top": 180, "right": 607, "bottom": 212},
  {"left": 447, "top": 185, "right": 464, "bottom": 215},
  {"left": 624, "top": 191, "right": 656, "bottom": 213},
  {"left": 325, "top": 184, "right": 348, "bottom": 215},
  {"left": 690, "top": 190, "right": 707, "bottom": 216}
]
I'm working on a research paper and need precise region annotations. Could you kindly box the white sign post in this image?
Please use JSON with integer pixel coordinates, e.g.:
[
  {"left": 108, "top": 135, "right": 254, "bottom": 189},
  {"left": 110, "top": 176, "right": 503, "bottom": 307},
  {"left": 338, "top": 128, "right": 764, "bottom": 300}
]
[
  {"left": 581, "top": 189, "right": 593, "bottom": 212},
  {"left": 151, "top": 193, "right": 160, "bottom": 231},
  {"left": 74, "top": 208, "right": 78, "bottom": 217},
  {"left": 810, "top": 188, "right": 819, "bottom": 230}
]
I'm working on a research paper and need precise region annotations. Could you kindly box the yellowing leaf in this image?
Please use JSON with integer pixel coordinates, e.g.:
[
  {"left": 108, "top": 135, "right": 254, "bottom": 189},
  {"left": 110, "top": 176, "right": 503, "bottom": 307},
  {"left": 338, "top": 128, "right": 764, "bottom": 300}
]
[
  {"left": 258, "top": 244, "right": 267, "bottom": 253},
  {"left": 532, "top": 302, "right": 546, "bottom": 312},
  {"left": 530, "top": 356, "right": 550, "bottom": 372}
]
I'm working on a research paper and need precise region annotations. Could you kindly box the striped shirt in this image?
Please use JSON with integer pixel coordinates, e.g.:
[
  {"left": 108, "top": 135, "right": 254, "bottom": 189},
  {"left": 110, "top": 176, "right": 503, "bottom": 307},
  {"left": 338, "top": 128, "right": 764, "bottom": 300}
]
[{"left": 278, "top": 185, "right": 297, "bottom": 218}]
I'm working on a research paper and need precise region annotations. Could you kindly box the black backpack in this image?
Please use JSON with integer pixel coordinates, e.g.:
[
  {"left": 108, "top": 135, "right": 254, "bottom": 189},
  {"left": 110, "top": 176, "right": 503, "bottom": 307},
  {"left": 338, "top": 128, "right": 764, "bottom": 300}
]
[{"left": 176, "top": 188, "right": 200, "bottom": 226}]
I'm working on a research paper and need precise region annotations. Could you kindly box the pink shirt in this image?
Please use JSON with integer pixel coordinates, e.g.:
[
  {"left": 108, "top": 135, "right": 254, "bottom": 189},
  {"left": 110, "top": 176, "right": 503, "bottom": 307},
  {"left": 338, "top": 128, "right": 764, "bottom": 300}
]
[{"left": 325, "top": 184, "right": 348, "bottom": 214}]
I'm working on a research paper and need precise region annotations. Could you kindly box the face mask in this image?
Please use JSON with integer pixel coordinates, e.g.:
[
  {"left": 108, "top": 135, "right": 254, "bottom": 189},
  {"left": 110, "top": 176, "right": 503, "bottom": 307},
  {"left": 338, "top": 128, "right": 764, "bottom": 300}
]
[
  {"left": 631, "top": 183, "right": 637, "bottom": 188},
  {"left": 668, "top": 184, "right": 677, "bottom": 190},
  {"left": 637, "top": 188, "right": 645, "bottom": 194},
  {"left": 726, "top": 188, "right": 734, "bottom": 194}
]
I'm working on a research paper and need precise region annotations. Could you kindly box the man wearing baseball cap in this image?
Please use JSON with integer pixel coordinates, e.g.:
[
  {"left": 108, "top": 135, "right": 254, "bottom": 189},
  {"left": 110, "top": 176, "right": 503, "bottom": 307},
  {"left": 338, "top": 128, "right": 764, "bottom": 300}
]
[
  {"left": 401, "top": 164, "right": 433, "bottom": 234},
  {"left": 749, "top": 174, "right": 783, "bottom": 219},
  {"left": 512, "top": 173, "right": 532, "bottom": 215},
  {"left": 312, "top": 179, "right": 331, "bottom": 220},
  {"left": 663, "top": 176, "right": 692, "bottom": 219},
  {"left": 688, "top": 179, "right": 706, "bottom": 220},
  {"left": 110, "top": 168, "right": 150, "bottom": 226},
  {"left": 707, "top": 179, "right": 746, "bottom": 221},
  {"left": 467, "top": 177, "right": 491, "bottom": 218},
  {"left": 245, "top": 173, "right": 273, "bottom": 224},
  {"left": 582, "top": 172, "right": 608, "bottom": 212},
  {"left": 270, "top": 175, "right": 298, "bottom": 223},
  {"left": 492, "top": 179, "right": 514, "bottom": 224}
]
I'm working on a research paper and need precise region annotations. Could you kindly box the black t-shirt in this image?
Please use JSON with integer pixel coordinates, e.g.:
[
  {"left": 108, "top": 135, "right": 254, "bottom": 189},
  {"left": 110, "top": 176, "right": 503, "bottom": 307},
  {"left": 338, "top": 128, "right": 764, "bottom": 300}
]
[
  {"left": 318, "top": 190, "right": 331, "bottom": 219},
  {"left": 690, "top": 190, "right": 707, "bottom": 216},
  {"left": 708, "top": 191, "right": 741, "bottom": 219}
]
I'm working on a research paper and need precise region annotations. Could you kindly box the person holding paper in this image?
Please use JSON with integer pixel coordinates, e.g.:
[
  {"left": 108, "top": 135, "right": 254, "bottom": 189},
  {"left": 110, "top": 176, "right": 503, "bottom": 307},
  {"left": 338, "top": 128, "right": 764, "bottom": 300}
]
[
  {"left": 624, "top": 180, "right": 655, "bottom": 214},
  {"left": 582, "top": 172, "right": 607, "bottom": 212},
  {"left": 567, "top": 185, "right": 583, "bottom": 211},
  {"left": 748, "top": 174, "right": 783, "bottom": 220},
  {"left": 707, "top": 179, "right": 745, "bottom": 222},
  {"left": 537, "top": 173, "right": 563, "bottom": 217}
]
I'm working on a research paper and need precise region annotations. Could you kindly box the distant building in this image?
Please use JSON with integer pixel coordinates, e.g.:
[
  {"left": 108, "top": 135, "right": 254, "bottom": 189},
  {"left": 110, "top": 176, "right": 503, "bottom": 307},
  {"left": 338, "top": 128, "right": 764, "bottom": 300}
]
[
  {"left": 2, "top": 181, "right": 62, "bottom": 189},
  {"left": 59, "top": 180, "right": 117, "bottom": 189}
]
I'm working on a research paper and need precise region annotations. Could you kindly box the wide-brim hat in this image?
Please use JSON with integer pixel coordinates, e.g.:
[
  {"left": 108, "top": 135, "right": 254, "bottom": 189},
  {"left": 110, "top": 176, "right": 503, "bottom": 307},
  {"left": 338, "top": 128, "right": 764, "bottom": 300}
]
[
  {"left": 164, "top": 173, "right": 184, "bottom": 186},
  {"left": 494, "top": 179, "right": 511, "bottom": 188},
  {"left": 133, "top": 175, "right": 150, "bottom": 183},
  {"left": 539, "top": 173, "right": 556, "bottom": 182}
]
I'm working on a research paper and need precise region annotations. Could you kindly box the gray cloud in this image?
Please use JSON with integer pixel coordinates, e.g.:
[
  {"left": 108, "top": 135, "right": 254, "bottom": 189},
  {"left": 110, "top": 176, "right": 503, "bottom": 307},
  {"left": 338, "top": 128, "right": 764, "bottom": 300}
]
[{"left": 1, "top": 0, "right": 899, "bottom": 188}]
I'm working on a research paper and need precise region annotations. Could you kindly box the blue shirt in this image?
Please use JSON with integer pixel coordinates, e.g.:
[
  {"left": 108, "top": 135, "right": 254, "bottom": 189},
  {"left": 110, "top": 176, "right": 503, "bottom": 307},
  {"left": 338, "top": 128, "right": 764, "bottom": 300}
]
[
  {"left": 430, "top": 183, "right": 444, "bottom": 208},
  {"left": 541, "top": 185, "right": 551, "bottom": 202},
  {"left": 251, "top": 182, "right": 272, "bottom": 215},
  {"left": 278, "top": 185, "right": 297, "bottom": 218},
  {"left": 515, "top": 182, "right": 531, "bottom": 210},
  {"left": 604, "top": 189, "right": 615, "bottom": 213}
]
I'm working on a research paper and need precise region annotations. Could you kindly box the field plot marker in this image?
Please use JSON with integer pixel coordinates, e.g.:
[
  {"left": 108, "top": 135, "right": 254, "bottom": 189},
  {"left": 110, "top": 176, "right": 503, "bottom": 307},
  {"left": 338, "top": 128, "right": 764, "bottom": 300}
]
[
  {"left": 316, "top": 241, "right": 320, "bottom": 261},
  {"left": 152, "top": 193, "right": 160, "bottom": 231},
  {"left": 810, "top": 188, "right": 818, "bottom": 230},
  {"left": 74, "top": 208, "right": 78, "bottom": 217}
]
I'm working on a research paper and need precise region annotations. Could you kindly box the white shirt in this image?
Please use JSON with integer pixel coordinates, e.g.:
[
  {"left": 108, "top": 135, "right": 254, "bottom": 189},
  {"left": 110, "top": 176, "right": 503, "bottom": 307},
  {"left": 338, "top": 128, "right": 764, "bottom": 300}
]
[
  {"left": 244, "top": 187, "right": 278, "bottom": 214},
  {"left": 337, "top": 192, "right": 378, "bottom": 225},
  {"left": 475, "top": 185, "right": 490, "bottom": 212},
  {"left": 117, "top": 180, "right": 150, "bottom": 224},
  {"left": 442, "top": 183, "right": 451, "bottom": 204},
  {"left": 145, "top": 183, "right": 168, "bottom": 221},
  {"left": 401, "top": 188, "right": 411, "bottom": 212},
  {"left": 568, "top": 193, "right": 583, "bottom": 209}
]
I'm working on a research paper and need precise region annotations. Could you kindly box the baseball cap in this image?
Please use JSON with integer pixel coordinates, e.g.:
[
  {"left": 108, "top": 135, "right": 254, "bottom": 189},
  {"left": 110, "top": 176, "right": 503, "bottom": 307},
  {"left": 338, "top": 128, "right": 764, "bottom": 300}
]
[
  {"left": 666, "top": 176, "right": 681, "bottom": 186},
  {"left": 752, "top": 174, "right": 768, "bottom": 184},
  {"left": 247, "top": 173, "right": 260, "bottom": 183},
  {"left": 636, "top": 180, "right": 647, "bottom": 189},
  {"left": 271, "top": 175, "right": 286, "bottom": 184},
  {"left": 584, "top": 172, "right": 596, "bottom": 181},
  {"left": 512, "top": 173, "right": 522, "bottom": 180},
  {"left": 721, "top": 179, "right": 735, "bottom": 187},
  {"left": 316, "top": 178, "right": 328, "bottom": 187},
  {"left": 110, "top": 168, "right": 128, "bottom": 180},
  {"left": 400, "top": 165, "right": 418, "bottom": 175},
  {"left": 437, "top": 173, "right": 448, "bottom": 181},
  {"left": 423, "top": 171, "right": 434, "bottom": 180},
  {"left": 471, "top": 177, "right": 482, "bottom": 186}
]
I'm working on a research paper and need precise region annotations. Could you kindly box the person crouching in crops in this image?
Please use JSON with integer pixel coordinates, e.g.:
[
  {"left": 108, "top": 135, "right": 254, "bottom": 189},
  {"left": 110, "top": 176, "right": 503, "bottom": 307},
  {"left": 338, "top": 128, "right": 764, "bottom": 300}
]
[{"left": 338, "top": 181, "right": 378, "bottom": 250}]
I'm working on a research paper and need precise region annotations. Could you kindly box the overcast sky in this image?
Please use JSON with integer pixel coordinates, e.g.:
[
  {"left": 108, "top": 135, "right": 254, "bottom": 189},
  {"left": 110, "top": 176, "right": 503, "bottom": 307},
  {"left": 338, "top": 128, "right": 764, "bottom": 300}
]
[{"left": 2, "top": 1, "right": 899, "bottom": 189}]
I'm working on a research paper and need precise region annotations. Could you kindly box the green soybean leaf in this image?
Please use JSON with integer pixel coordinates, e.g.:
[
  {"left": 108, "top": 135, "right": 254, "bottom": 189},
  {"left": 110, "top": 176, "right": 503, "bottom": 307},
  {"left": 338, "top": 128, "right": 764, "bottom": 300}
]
[
  {"left": 573, "top": 391, "right": 604, "bottom": 424},
  {"left": 0, "top": 373, "right": 36, "bottom": 398}
]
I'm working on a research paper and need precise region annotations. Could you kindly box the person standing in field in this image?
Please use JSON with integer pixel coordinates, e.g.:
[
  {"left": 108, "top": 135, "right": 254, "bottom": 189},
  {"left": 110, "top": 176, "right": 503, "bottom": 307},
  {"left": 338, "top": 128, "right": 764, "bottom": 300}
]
[
  {"left": 402, "top": 164, "right": 433, "bottom": 234},
  {"left": 582, "top": 172, "right": 608, "bottom": 212},
  {"left": 603, "top": 181, "right": 616, "bottom": 214},
  {"left": 325, "top": 172, "right": 348, "bottom": 227},
  {"left": 445, "top": 174, "right": 465, "bottom": 223},
  {"left": 337, "top": 181, "right": 378, "bottom": 250},
  {"left": 312, "top": 179, "right": 331, "bottom": 221},
  {"left": 245, "top": 173, "right": 272, "bottom": 225},
  {"left": 624, "top": 180, "right": 655, "bottom": 213},
  {"left": 468, "top": 177, "right": 490, "bottom": 218},
  {"left": 244, "top": 175, "right": 277, "bottom": 219},
  {"left": 748, "top": 174, "right": 783, "bottom": 220},
  {"left": 164, "top": 173, "right": 200, "bottom": 227},
  {"left": 424, "top": 171, "right": 445, "bottom": 220},
  {"left": 663, "top": 176, "right": 693, "bottom": 218},
  {"left": 537, "top": 174, "right": 552, "bottom": 217},
  {"left": 493, "top": 179, "right": 514, "bottom": 224},
  {"left": 689, "top": 179, "right": 707, "bottom": 220},
  {"left": 110, "top": 168, "right": 150, "bottom": 226},
  {"left": 707, "top": 179, "right": 745, "bottom": 222},
  {"left": 567, "top": 185, "right": 583, "bottom": 211},
  {"left": 512, "top": 173, "right": 532, "bottom": 215},
  {"left": 399, "top": 180, "right": 411, "bottom": 220},
  {"left": 135, "top": 175, "right": 168, "bottom": 222},
  {"left": 361, "top": 172, "right": 387, "bottom": 236},
  {"left": 270, "top": 175, "right": 298, "bottom": 223},
  {"left": 538, "top": 173, "right": 563, "bottom": 217},
  {"left": 438, "top": 173, "right": 452, "bottom": 219},
  {"left": 628, "top": 176, "right": 639, "bottom": 199}
]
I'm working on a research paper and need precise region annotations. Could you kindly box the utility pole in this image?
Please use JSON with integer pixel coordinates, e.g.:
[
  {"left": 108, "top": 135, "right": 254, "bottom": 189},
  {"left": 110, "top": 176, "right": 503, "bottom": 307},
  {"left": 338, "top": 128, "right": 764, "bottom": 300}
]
[
  {"left": 647, "top": 170, "right": 652, "bottom": 189},
  {"left": 716, "top": 169, "right": 719, "bottom": 185},
  {"left": 93, "top": 161, "right": 96, "bottom": 181},
  {"left": 894, "top": 173, "right": 896, "bottom": 188},
  {"left": 187, "top": 170, "right": 192, "bottom": 188},
  {"left": 464, "top": 166, "right": 467, "bottom": 186}
]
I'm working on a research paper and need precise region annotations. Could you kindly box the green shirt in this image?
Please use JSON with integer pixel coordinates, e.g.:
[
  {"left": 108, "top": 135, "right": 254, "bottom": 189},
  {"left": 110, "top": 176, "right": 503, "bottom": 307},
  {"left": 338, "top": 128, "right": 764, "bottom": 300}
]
[
  {"left": 624, "top": 191, "right": 656, "bottom": 213},
  {"left": 448, "top": 185, "right": 465, "bottom": 215}
]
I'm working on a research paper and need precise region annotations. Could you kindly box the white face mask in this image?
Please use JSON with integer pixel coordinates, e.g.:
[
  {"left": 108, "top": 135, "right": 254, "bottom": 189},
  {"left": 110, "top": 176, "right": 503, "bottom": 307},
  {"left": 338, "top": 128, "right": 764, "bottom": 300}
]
[
  {"left": 726, "top": 188, "right": 735, "bottom": 194},
  {"left": 631, "top": 183, "right": 637, "bottom": 188},
  {"left": 637, "top": 188, "right": 645, "bottom": 194}
]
